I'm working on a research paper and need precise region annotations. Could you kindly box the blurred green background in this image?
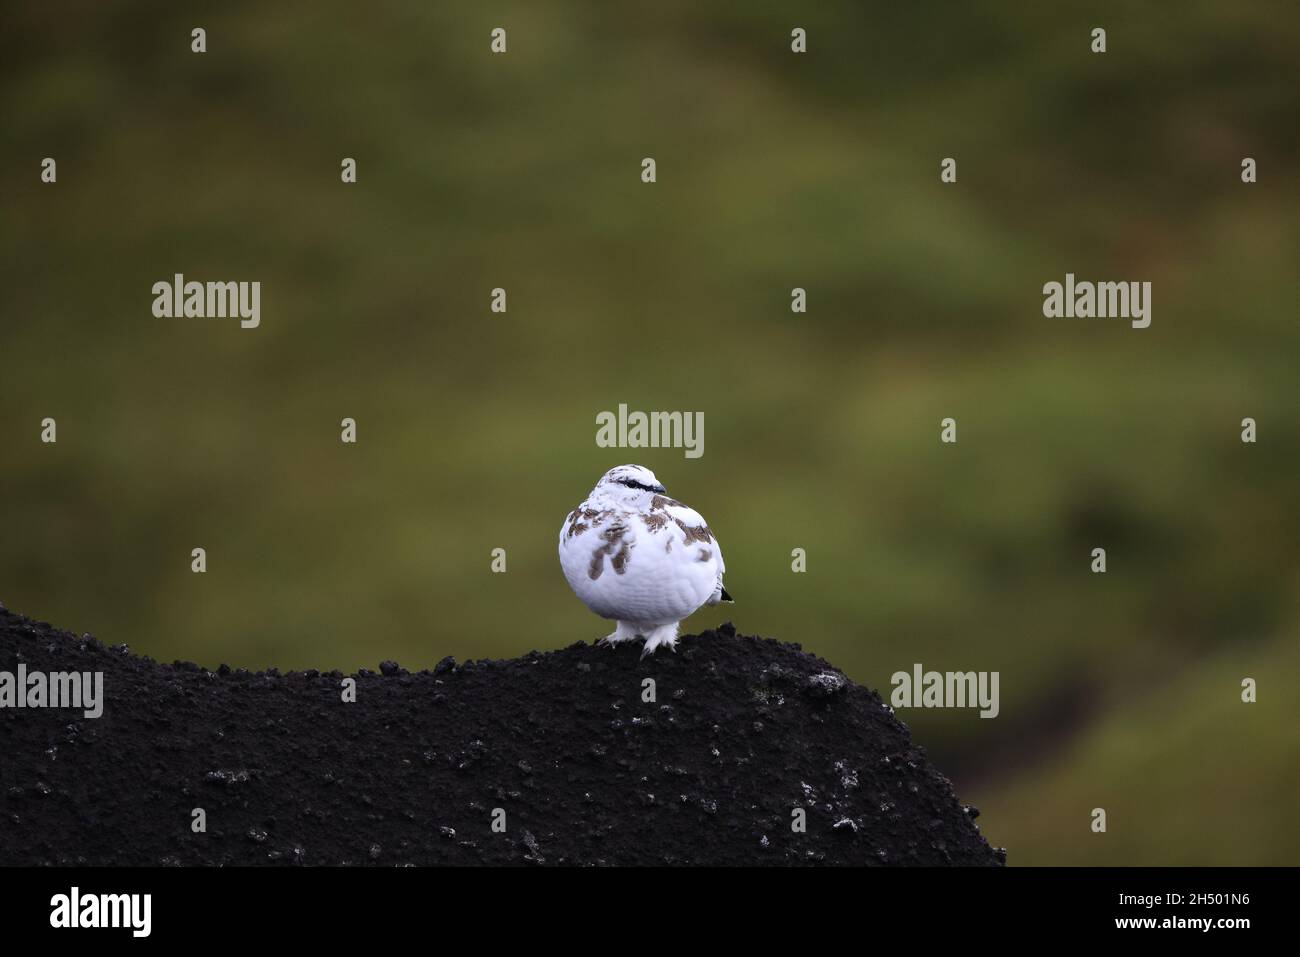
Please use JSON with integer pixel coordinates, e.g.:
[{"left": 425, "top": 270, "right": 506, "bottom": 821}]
[{"left": 2, "top": 1, "right": 1298, "bottom": 865}]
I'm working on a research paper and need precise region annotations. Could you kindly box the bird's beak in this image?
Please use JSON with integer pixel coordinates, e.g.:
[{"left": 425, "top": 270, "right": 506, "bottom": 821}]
[{"left": 653, "top": 484, "right": 667, "bottom": 494}]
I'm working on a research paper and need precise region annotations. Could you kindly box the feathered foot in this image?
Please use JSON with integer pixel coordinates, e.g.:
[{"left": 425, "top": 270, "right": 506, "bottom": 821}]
[
  {"left": 639, "top": 622, "right": 680, "bottom": 659},
  {"left": 597, "top": 620, "right": 642, "bottom": 647}
]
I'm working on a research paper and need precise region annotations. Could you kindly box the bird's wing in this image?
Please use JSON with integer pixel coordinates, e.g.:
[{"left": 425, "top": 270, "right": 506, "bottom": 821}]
[{"left": 657, "top": 498, "right": 724, "bottom": 574}]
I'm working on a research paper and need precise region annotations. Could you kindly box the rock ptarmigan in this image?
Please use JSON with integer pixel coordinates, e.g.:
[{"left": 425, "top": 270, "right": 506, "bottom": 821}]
[{"left": 559, "top": 464, "right": 732, "bottom": 657}]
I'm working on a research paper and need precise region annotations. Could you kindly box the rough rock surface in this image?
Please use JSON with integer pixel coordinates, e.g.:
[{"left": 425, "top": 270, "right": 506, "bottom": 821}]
[{"left": 0, "top": 605, "right": 1003, "bottom": 865}]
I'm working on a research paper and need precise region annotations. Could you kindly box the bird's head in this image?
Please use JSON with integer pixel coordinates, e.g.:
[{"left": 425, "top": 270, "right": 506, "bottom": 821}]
[{"left": 594, "top": 464, "right": 667, "bottom": 502}]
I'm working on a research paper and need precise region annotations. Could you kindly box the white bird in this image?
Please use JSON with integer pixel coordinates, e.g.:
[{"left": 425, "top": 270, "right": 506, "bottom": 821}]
[{"left": 559, "top": 464, "right": 732, "bottom": 657}]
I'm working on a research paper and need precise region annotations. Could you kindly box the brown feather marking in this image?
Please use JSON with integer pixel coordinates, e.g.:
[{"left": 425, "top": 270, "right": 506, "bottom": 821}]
[
  {"left": 642, "top": 512, "right": 668, "bottom": 532},
  {"left": 674, "top": 518, "right": 713, "bottom": 544},
  {"left": 588, "top": 521, "right": 630, "bottom": 579},
  {"left": 569, "top": 506, "right": 612, "bottom": 540}
]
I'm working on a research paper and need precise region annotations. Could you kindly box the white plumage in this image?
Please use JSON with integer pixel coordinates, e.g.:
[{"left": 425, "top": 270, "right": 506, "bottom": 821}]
[{"left": 558, "top": 465, "right": 732, "bottom": 657}]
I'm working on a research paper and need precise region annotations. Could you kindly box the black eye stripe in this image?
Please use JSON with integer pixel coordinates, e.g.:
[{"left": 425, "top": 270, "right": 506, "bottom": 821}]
[{"left": 618, "top": 478, "right": 659, "bottom": 492}]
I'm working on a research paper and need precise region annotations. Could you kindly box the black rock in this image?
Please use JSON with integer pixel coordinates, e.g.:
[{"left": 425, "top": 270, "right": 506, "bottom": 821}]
[{"left": 0, "top": 604, "right": 1001, "bottom": 866}]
